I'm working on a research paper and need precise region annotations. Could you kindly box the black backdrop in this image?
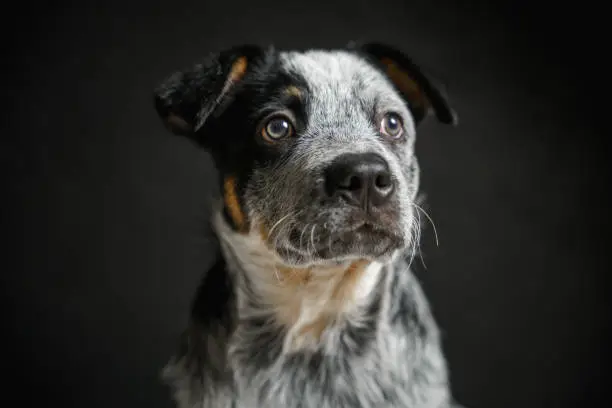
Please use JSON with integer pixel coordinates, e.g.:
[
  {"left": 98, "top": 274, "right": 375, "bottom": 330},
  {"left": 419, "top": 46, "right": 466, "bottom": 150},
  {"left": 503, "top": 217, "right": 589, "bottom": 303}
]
[{"left": 3, "top": 1, "right": 610, "bottom": 407}]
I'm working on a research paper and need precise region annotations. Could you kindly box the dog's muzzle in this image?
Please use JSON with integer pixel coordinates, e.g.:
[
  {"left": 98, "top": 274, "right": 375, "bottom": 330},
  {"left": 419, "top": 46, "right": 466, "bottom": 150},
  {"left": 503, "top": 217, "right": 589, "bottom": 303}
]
[{"left": 278, "top": 152, "right": 405, "bottom": 263}]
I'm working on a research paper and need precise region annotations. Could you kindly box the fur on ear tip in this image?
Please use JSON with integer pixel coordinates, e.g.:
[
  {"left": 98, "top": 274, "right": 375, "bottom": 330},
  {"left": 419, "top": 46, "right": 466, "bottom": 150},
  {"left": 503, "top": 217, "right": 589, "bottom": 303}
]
[
  {"left": 153, "top": 92, "right": 167, "bottom": 117},
  {"left": 166, "top": 114, "right": 194, "bottom": 135},
  {"left": 449, "top": 110, "right": 459, "bottom": 126},
  {"left": 438, "top": 107, "right": 459, "bottom": 126},
  {"left": 346, "top": 40, "right": 360, "bottom": 49}
]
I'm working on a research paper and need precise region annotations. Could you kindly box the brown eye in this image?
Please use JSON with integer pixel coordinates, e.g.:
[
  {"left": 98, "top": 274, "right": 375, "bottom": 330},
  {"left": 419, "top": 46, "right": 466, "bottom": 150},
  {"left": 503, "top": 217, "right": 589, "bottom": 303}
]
[
  {"left": 261, "top": 116, "right": 294, "bottom": 142},
  {"left": 380, "top": 113, "right": 404, "bottom": 139}
]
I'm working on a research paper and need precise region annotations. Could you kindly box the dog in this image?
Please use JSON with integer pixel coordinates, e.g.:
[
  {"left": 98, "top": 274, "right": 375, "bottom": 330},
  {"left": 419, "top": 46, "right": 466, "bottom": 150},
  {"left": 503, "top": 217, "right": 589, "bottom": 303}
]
[{"left": 153, "top": 41, "right": 462, "bottom": 408}]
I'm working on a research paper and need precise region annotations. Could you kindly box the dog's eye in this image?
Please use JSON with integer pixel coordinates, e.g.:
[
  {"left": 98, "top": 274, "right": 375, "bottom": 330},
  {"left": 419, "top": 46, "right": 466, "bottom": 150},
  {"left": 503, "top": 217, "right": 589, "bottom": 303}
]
[
  {"left": 261, "top": 116, "right": 294, "bottom": 142},
  {"left": 380, "top": 113, "right": 404, "bottom": 140}
]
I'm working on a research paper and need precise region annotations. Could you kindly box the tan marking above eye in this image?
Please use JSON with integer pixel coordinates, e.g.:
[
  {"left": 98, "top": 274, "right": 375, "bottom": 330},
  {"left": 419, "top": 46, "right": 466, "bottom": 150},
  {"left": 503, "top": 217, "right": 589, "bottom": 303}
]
[{"left": 285, "top": 86, "right": 302, "bottom": 98}]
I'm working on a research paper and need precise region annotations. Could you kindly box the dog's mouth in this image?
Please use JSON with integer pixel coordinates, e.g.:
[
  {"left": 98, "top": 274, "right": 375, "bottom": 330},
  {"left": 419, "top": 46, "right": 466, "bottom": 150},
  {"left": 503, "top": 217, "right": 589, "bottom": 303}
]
[{"left": 275, "top": 218, "right": 404, "bottom": 263}]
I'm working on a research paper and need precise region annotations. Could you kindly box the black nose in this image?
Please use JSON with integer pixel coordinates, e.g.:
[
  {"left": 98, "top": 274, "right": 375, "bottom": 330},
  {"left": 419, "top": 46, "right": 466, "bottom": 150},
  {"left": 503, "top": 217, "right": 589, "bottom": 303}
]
[{"left": 324, "top": 152, "right": 395, "bottom": 209}]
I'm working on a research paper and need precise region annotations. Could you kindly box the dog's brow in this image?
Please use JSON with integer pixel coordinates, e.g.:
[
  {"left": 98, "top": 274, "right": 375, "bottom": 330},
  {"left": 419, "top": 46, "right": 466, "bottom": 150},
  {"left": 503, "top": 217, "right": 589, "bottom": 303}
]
[
  {"left": 265, "top": 88, "right": 307, "bottom": 116},
  {"left": 251, "top": 91, "right": 307, "bottom": 123}
]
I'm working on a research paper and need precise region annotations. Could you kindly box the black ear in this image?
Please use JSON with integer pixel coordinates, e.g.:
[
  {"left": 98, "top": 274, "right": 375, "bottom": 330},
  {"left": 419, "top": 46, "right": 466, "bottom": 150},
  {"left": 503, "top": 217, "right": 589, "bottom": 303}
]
[
  {"left": 348, "top": 41, "right": 458, "bottom": 126},
  {"left": 153, "top": 44, "right": 265, "bottom": 137}
]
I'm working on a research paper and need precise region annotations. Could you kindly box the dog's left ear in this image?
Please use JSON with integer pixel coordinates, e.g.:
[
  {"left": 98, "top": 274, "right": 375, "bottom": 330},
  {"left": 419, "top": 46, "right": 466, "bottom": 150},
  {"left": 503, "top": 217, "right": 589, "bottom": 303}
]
[
  {"left": 348, "top": 41, "right": 458, "bottom": 126},
  {"left": 153, "top": 44, "right": 265, "bottom": 140}
]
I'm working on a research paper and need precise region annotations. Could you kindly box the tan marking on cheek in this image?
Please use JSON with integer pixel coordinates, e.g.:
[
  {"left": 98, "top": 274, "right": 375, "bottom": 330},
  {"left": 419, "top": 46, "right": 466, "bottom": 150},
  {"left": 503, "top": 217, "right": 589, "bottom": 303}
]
[
  {"left": 223, "top": 176, "right": 247, "bottom": 232},
  {"left": 380, "top": 58, "right": 430, "bottom": 109}
]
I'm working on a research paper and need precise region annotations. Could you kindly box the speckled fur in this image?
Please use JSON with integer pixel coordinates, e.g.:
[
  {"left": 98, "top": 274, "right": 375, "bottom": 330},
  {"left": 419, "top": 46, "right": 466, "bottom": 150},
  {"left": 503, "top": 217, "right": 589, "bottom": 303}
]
[{"left": 153, "top": 43, "right": 462, "bottom": 408}]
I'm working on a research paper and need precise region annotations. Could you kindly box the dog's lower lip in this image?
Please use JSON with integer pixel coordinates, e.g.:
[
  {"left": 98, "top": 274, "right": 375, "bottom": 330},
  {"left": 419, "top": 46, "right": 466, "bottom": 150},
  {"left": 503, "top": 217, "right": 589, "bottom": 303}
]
[
  {"left": 286, "top": 222, "right": 387, "bottom": 243},
  {"left": 282, "top": 223, "right": 401, "bottom": 255},
  {"left": 346, "top": 221, "right": 391, "bottom": 236}
]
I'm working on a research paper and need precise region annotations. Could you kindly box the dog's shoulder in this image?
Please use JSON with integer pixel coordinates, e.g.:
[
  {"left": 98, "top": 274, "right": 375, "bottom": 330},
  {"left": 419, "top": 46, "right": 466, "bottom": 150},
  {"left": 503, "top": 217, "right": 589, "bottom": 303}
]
[
  {"left": 162, "top": 251, "right": 237, "bottom": 407},
  {"left": 191, "top": 251, "right": 235, "bottom": 326},
  {"left": 185, "top": 249, "right": 237, "bottom": 359}
]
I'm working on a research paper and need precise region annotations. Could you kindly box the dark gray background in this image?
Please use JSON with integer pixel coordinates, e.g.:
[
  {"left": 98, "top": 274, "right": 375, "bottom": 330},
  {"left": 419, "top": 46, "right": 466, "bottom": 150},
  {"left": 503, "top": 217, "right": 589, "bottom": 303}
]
[{"left": 3, "top": 0, "right": 609, "bottom": 407}]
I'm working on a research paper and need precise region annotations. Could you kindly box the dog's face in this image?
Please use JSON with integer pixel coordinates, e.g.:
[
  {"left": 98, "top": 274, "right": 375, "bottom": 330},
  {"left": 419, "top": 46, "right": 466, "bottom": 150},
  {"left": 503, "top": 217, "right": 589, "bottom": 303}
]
[{"left": 154, "top": 43, "right": 456, "bottom": 266}]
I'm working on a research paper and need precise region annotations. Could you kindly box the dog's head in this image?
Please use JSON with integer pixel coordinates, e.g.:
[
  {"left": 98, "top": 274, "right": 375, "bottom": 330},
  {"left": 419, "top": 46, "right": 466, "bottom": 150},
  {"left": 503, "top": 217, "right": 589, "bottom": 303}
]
[{"left": 153, "top": 42, "right": 457, "bottom": 266}]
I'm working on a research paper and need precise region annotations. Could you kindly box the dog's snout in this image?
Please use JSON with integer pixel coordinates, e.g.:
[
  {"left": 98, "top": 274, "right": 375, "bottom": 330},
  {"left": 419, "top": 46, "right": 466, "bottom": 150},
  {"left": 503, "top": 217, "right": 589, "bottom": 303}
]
[{"left": 324, "top": 152, "right": 395, "bottom": 209}]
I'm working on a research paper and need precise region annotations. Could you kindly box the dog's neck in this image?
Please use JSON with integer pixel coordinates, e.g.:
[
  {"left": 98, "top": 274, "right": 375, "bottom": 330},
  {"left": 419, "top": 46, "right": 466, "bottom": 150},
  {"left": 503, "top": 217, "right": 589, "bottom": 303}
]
[{"left": 212, "top": 210, "right": 385, "bottom": 352}]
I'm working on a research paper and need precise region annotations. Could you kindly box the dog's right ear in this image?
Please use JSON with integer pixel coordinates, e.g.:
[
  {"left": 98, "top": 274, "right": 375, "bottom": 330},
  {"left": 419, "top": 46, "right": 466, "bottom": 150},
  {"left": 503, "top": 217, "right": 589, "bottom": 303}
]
[
  {"left": 153, "top": 45, "right": 264, "bottom": 139},
  {"left": 347, "top": 41, "right": 458, "bottom": 127}
]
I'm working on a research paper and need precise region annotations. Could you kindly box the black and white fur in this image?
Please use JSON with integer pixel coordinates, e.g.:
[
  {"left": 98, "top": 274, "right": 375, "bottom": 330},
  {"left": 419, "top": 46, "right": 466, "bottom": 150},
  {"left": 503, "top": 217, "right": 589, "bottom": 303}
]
[{"left": 153, "top": 42, "right": 462, "bottom": 408}]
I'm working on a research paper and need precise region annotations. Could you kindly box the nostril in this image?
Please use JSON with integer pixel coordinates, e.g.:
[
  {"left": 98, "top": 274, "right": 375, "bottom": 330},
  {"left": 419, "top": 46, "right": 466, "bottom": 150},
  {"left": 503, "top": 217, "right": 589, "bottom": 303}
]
[
  {"left": 375, "top": 173, "right": 392, "bottom": 190},
  {"left": 338, "top": 175, "right": 362, "bottom": 191},
  {"left": 347, "top": 176, "right": 362, "bottom": 191}
]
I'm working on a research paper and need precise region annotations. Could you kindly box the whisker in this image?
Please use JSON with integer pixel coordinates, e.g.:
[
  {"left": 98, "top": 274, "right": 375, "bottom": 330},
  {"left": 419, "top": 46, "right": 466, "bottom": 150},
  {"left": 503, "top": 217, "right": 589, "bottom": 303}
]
[
  {"left": 273, "top": 219, "right": 292, "bottom": 252},
  {"left": 309, "top": 225, "right": 317, "bottom": 258},
  {"left": 414, "top": 208, "right": 428, "bottom": 270},
  {"left": 273, "top": 265, "right": 284, "bottom": 285},
  {"left": 411, "top": 202, "right": 440, "bottom": 247},
  {"left": 268, "top": 208, "right": 306, "bottom": 252},
  {"left": 407, "top": 215, "right": 418, "bottom": 271},
  {"left": 299, "top": 223, "right": 310, "bottom": 254},
  {"left": 268, "top": 213, "right": 293, "bottom": 242}
]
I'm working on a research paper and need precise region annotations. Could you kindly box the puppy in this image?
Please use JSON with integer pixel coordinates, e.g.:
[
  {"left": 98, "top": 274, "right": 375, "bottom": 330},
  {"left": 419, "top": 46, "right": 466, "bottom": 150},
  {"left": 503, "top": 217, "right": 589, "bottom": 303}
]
[{"left": 153, "top": 42, "right": 462, "bottom": 408}]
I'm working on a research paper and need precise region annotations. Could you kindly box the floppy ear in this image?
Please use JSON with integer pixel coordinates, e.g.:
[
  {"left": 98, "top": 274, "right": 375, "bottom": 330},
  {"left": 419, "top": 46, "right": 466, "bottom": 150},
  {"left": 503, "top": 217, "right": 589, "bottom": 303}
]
[
  {"left": 153, "top": 44, "right": 265, "bottom": 138},
  {"left": 348, "top": 41, "right": 458, "bottom": 126}
]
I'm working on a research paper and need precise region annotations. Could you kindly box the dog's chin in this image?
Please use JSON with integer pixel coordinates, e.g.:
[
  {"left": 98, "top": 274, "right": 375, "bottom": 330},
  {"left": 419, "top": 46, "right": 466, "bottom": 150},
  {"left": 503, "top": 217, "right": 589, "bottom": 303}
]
[{"left": 275, "top": 223, "right": 405, "bottom": 267}]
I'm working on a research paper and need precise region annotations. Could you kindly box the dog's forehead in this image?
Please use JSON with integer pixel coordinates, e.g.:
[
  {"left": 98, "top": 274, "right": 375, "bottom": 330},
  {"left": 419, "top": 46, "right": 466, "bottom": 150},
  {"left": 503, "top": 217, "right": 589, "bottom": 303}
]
[
  {"left": 276, "top": 49, "right": 415, "bottom": 138},
  {"left": 278, "top": 50, "right": 397, "bottom": 100}
]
